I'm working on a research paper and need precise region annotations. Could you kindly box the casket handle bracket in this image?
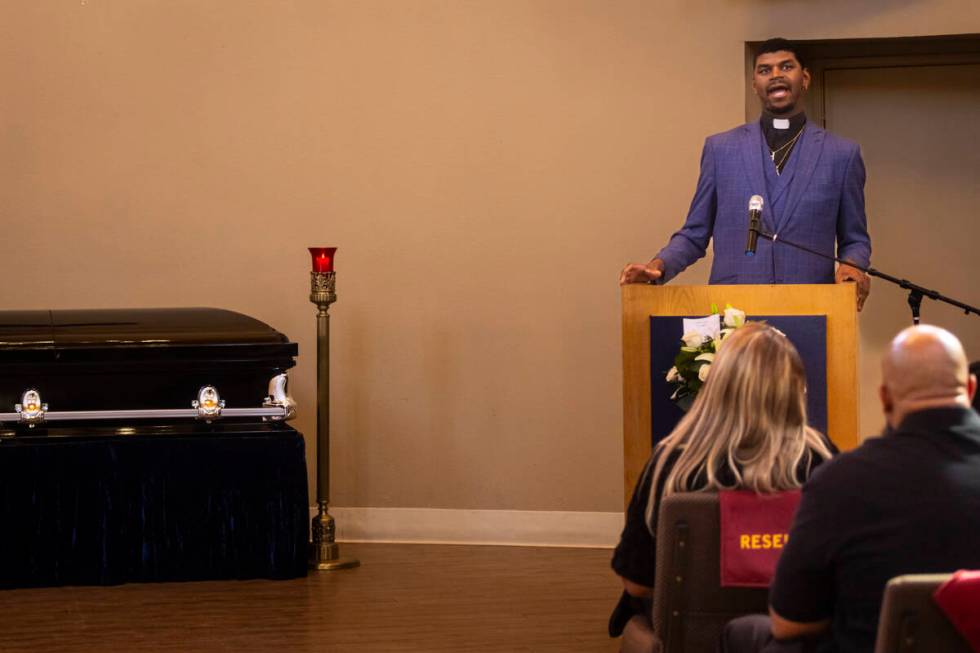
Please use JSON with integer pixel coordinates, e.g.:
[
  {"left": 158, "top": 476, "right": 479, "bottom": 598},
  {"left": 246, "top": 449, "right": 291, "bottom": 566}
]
[
  {"left": 263, "top": 373, "right": 297, "bottom": 421},
  {"left": 15, "top": 389, "right": 47, "bottom": 427}
]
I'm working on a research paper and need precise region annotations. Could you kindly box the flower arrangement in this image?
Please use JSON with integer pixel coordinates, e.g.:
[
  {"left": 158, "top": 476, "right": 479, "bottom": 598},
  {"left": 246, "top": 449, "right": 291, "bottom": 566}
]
[{"left": 666, "top": 304, "right": 747, "bottom": 410}]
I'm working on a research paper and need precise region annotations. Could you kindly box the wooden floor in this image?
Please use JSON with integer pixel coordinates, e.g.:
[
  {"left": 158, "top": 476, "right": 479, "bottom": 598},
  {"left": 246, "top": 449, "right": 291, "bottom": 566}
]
[{"left": 0, "top": 543, "right": 623, "bottom": 652}]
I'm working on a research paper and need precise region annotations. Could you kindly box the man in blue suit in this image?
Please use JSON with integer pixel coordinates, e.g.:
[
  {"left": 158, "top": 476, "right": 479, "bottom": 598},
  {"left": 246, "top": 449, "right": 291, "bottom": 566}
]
[{"left": 620, "top": 38, "right": 872, "bottom": 310}]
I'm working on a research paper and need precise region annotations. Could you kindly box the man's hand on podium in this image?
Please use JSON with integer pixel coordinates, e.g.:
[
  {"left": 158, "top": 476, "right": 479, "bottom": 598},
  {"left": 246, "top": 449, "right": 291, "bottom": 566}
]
[
  {"left": 836, "top": 262, "right": 871, "bottom": 312},
  {"left": 620, "top": 258, "right": 665, "bottom": 286}
]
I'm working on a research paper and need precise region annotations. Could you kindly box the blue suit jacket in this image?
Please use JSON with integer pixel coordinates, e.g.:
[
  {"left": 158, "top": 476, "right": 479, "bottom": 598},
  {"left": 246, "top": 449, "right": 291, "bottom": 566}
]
[{"left": 656, "top": 121, "right": 871, "bottom": 284}]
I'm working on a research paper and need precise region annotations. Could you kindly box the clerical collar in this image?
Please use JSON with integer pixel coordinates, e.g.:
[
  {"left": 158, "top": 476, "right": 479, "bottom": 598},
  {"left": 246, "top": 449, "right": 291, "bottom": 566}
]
[{"left": 761, "top": 112, "right": 807, "bottom": 151}]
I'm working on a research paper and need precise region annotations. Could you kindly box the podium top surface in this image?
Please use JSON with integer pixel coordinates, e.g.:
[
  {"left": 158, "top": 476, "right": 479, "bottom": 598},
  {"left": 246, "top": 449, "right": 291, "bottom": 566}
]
[{"left": 621, "top": 283, "right": 856, "bottom": 315}]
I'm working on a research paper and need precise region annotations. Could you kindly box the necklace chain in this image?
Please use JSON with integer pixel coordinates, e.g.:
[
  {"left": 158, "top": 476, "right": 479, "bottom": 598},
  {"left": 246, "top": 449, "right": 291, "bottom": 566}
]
[{"left": 769, "top": 126, "right": 805, "bottom": 174}]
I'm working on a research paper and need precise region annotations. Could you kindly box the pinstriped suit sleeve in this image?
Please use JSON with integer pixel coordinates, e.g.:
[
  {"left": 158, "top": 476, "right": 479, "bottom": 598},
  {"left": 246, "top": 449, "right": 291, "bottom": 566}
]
[
  {"left": 836, "top": 145, "right": 871, "bottom": 268},
  {"left": 655, "top": 138, "right": 718, "bottom": 283}
]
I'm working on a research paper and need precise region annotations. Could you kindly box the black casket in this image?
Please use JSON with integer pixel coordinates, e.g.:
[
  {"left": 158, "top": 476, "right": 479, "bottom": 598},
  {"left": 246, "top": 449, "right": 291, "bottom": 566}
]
[{"left": 0, "top": 308, "right": 309, "bottom": 588}]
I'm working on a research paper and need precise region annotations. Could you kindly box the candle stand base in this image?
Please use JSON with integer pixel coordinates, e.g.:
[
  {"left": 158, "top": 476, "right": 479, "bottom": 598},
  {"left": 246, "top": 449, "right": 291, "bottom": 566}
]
[
  {"left": 309, "top": 508, "right": 360, "bottom": 571},
  {"left": 311, "top": 554, "right": 361, "bottom": 571}
]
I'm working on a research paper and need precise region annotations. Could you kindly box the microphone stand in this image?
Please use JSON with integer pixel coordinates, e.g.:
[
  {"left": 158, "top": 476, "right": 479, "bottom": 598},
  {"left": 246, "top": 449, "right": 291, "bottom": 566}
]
[{"left": 751, "top": 226, "right": 980, "bottom": 325}]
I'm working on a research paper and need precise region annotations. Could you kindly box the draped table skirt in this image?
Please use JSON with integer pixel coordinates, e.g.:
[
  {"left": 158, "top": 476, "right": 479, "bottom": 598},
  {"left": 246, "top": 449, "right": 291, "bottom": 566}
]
[{"left": 0, "top": 424, "right": 309, "bottom": 588}]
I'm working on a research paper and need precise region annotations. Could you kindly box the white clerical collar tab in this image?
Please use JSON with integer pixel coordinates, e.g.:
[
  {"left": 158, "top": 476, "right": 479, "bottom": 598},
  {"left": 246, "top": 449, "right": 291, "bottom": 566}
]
[{"left": 772, "top": 118, "right": 790, "bottom": 130}]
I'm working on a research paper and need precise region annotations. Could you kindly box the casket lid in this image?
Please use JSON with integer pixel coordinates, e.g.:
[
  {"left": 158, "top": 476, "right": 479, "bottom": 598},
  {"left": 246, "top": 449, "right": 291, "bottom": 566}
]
[
  {"left": 0, "top": 308, "right": 297, "bottom": 413},
  {"left": 0, "top": 308, "right": 297, "bottom": 363}
]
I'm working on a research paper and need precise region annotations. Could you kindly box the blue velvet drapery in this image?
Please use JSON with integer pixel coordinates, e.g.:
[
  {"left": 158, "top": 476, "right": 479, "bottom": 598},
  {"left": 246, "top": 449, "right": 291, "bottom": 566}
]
[{"left": 0, "top": 427, "right": 309, "bottom": 588}]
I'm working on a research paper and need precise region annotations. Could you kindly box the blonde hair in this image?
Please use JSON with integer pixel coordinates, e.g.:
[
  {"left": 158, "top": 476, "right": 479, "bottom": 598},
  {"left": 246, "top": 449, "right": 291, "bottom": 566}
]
[{"left": 645, "top": 322, "right": 832, "bottom": 532}]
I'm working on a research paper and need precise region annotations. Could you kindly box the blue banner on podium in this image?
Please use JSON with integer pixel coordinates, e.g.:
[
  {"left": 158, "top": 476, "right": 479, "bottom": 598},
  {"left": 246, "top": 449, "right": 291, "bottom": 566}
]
[{"left": 649, "top": 315, "right": 827, "bottom": 447}]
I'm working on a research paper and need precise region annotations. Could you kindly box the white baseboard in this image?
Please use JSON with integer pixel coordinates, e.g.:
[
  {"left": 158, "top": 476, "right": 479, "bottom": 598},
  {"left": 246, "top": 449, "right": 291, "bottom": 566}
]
[{"left": 312, "top": 507, "right": 623, "bottom": 549}]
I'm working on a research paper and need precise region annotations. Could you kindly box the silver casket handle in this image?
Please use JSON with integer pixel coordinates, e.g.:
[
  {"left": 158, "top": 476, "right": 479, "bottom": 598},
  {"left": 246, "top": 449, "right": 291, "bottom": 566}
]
[{"left": 0, "top": 374, "right": 297, "bottom": 427}]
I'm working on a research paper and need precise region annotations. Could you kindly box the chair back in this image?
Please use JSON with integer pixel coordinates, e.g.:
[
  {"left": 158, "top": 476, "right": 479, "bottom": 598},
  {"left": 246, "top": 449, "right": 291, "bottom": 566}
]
[
  {"left": 874, "top": 574, "right": 971, "bottom": 653},
  {"left": 650, "top": 492, "right": 769, "bottom": 653},
  {"left": 718, "top": 489, "right": 800, "bottom": 587}
]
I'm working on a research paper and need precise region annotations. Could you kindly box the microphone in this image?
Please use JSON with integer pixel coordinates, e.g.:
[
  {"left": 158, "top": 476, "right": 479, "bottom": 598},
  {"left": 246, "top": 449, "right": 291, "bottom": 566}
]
[{"left": 745, "top": 195, "right": 764, "bottom": 257}]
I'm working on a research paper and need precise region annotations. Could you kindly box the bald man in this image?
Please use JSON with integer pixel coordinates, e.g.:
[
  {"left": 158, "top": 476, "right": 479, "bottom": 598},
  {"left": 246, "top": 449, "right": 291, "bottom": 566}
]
[{"left": 722, "top": 325, "right": 980, "bottom": 653}]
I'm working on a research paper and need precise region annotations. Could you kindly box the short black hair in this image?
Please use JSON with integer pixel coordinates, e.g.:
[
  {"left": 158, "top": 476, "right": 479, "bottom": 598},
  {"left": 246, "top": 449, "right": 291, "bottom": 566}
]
[{"left": 754, "top": 38, "right": 808, "bottom": 70}]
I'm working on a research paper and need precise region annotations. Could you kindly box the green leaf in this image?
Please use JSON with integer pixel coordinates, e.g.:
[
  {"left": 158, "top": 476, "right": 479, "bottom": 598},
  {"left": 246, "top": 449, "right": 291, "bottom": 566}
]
[{"left": 675, "top": 350, "right": 698, "bottom": 364}]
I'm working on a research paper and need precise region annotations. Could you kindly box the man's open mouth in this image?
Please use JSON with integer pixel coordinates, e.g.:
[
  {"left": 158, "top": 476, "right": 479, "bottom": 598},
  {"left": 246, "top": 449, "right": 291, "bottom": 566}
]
[{"left": 768, "top": 84, "right": 790, "bottom": 99}]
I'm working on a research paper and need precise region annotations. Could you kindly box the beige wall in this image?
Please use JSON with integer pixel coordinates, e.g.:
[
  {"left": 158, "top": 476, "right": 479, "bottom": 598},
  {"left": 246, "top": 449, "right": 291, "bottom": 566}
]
[{"left": 1, "top": 1, "right": 978, "bottom": 513}]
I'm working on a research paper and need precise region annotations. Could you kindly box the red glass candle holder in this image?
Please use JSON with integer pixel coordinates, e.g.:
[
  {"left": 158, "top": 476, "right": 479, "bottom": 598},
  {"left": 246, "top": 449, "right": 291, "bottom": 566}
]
[{"left": 309, "top": 247, "right": 337, "bottom": 273}]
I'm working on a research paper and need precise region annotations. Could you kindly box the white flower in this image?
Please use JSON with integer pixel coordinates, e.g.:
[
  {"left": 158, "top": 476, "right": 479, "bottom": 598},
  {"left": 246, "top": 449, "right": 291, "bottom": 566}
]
[
  {"left": 694, "top": 352, "right": 715, "bottom": 363},
  {"left": 681, "top": 332, "right": 705, "bottom": 349},
  {"left": 698, "top": 363, "right": 711, "bottom": 382},
  {"left": 723, "top": 307, "right": 746, "bottom": 328},
  {"left": 665, "top": 366, "right": 680, "bottom": 383}
]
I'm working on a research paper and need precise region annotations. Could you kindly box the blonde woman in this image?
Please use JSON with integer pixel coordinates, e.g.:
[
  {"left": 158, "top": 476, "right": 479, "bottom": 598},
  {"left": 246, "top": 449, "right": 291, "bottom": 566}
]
[{"left": 609, "top": 322, "right": 836, "bottom": 636}]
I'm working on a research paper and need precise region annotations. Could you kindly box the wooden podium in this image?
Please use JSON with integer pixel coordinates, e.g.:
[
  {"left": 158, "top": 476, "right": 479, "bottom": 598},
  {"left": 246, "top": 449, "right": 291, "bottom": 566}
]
[{"left": 622, "top": 284, "right": 859, "bottom": 503}]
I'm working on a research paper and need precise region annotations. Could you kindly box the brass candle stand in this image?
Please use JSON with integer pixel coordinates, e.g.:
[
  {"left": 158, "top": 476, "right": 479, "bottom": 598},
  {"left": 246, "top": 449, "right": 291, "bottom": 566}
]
[{"left": 309, "top": 265, "right": 359, "bottom": 571}]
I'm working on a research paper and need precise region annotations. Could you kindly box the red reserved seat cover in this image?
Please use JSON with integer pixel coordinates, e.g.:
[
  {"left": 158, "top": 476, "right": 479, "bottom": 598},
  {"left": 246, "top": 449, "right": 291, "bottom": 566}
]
[
  {"left": 718, "top": 490, "right": 801, "bottom": 588},
  {"left": 933, "top": 570, "right": 980, "bottom": 652}
]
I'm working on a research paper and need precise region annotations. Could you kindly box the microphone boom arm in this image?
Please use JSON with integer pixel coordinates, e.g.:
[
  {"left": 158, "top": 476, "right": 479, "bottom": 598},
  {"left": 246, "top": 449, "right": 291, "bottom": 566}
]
[{"left": 750, "top": 225, "right": 980, "bottom": 322}]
